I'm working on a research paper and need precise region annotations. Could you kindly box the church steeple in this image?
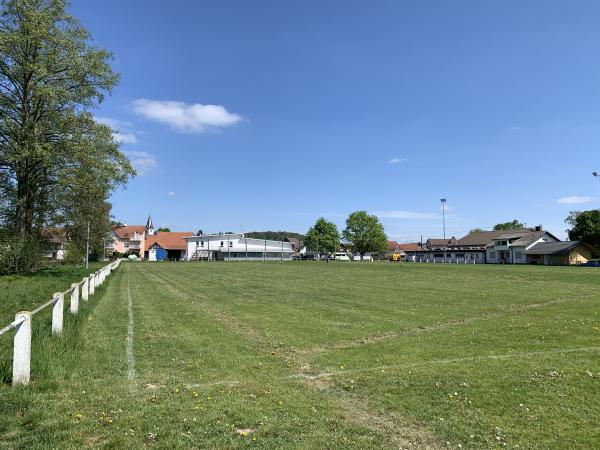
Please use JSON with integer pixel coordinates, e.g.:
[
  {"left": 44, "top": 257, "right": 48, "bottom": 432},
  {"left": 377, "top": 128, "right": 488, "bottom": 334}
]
[{"left": 145, "top": 213, "right": 154, "bottom": 236}]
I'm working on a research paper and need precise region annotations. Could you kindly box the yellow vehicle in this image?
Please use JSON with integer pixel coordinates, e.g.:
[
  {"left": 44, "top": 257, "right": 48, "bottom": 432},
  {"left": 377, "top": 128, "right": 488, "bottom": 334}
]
[{"left": 388, "top": 252, "right": 402, "bottom": 262}]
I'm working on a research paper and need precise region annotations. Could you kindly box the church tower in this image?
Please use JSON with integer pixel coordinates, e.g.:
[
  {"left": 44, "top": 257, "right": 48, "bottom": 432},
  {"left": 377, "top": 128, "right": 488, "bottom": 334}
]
[{"left": 145, "top": 213, "right": 154, "bottom": 236}]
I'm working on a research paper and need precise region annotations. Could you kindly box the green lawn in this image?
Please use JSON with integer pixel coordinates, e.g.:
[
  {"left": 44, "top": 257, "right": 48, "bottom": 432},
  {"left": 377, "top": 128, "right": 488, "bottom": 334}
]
[{"left": 0, "top": 262, "right": 599, "bottom": 449}]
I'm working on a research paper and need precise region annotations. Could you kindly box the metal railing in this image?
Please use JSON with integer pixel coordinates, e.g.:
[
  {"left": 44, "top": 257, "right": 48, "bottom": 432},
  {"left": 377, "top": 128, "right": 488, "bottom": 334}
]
[{"left": 0, "top": 259, "right": 122, "bottom": 385}]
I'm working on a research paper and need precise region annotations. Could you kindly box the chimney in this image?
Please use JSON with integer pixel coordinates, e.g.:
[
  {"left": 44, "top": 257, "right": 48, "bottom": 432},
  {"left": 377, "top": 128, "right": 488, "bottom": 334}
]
[{"left": 535, "top": 225, "right": 542, "bottom": 231}]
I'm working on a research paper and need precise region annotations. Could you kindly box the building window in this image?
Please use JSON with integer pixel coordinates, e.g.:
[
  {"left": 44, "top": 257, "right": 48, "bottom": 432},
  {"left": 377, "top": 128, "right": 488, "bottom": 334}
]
[
  {"left": 220, "top": 241, "right": 224, "bottom": 247},
  {"left": 490, "top": 251, "right": 496, "bottom": 259},
  {"left": 229, "top": 241, "right": 233, "bottom": 247},
  {"left": 433, "top": 253, "right": 444, "bottom": 258},
  {"left": 515, "top": 251, "right": 522, "bottom": 260},
  {"left": 201, "top": 241, "right": 204, "bottom": 247}
]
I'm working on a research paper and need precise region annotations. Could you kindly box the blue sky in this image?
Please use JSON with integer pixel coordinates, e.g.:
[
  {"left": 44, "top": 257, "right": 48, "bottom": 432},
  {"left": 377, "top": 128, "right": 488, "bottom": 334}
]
[{"left": 72, "top": 1, "right": 600, "bottom": 241}]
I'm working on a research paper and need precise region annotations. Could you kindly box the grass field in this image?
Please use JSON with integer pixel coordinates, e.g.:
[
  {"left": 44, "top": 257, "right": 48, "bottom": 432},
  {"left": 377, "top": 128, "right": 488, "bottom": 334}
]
[{"left": 0, "top": 261, "right": 599, "bottom": 449}]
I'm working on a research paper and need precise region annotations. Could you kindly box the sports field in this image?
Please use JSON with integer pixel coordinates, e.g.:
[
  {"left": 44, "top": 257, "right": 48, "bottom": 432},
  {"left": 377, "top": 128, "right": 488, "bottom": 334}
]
[{"left": 1, "top": 262, "right": 599, "bottom": 449}]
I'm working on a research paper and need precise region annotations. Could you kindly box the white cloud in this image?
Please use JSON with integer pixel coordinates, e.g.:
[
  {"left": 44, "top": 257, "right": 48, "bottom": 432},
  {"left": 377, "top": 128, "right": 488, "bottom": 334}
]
[
  {"left": 130, "top": 99, "right": 242, "bottom": 133},
  {"left": 388, "top": 157, "right": 407, "bottom": 165},
  {"left": 96, "top": 116, "right": 138, "bottom": 144},
  {"left": 167, "top": 191, "right": 176, "bottom": 197},
  {"left": 557, "top": 195, "right": 593, "bottom": 204},
  {"left": 124, "top": 151, "right": 157, "bottom": 176},
  {"left": 372, "top": 210, "right": 439, "bottom": 219}
]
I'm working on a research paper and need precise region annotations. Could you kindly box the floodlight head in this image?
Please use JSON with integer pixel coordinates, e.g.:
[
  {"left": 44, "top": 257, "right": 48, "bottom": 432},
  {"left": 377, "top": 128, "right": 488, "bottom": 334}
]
[
  {"left": 593, "top": 172, "right": 599, "bottom": 177},
  {"left": 440, "top": 198, "right": 447, "bottom": 203}
]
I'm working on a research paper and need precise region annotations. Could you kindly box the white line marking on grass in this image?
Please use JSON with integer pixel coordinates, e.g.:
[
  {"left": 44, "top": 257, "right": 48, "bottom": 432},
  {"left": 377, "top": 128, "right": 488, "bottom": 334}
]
[
  {"left": 294, "top": 346, "right": 600, "bottom": 381},
  {"left": 126, "top": 275, "right": 136, "bottom": 381}
]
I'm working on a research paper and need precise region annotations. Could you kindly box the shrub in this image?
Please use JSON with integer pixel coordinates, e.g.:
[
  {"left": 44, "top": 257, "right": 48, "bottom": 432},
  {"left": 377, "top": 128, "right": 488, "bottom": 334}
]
[{"left": 0, "top": 230, "right": 48, "bottom": 275}]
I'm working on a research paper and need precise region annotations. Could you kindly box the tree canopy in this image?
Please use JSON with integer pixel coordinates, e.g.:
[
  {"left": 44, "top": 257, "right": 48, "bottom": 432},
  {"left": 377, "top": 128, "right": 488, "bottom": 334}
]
[
  {"left": 0, "top": 0, "right": 132, "bottom": 230},
  {"left": 342, "top": 211, "right": 387, "bottom": 258},
  {"left": 157, "top": 227, "right": 171, "bottom": 232},
  {"left": 493, "top": 220, "right": 525, "bottom": 231},
  {"left": 566, "top": 210, "right": 600, "bottom": 258},
  {"left": 0, "top": 0, "right": 134, "bottom": 269},
  {"left": 304, "top": 218, "right": 339, "bottom": 254}
]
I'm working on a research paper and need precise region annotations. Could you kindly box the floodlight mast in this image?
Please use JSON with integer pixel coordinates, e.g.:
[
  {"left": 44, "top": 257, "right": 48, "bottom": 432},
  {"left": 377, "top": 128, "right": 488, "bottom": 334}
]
[{"left": 440, "top": 198, "right": 447, "bottom": 263}]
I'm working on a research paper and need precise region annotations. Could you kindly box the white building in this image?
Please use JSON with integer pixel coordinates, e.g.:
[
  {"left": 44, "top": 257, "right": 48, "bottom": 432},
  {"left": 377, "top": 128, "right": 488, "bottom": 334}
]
[
  {"left": 404, "top": 226, "right": 561, "bottom": 264},
  {"left": 184, "top": 233, "right": 293, "bottom": 261},
  {"left": 485, "top": 228, "right": 559, "bottom": 264}
]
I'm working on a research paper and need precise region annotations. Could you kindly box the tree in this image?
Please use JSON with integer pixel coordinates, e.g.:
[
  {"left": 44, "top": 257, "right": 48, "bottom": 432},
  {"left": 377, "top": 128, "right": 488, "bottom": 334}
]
[
  {"left": 342, "top": 211, "right": 387, "bottom": 259},
  {"left": 470, "top": 228, "right": 485, "bottom": 233},
  {"left": 157, "top": 227, "right": 171, "bottom": 232},
  {"left": 0, "top": 0, "right": 122, "bottom": 236},
  {"left": 493, "top": 220, "right": 525, "bottom": 231},
  {"left": 566, "top": 210, "right": 600, "bottom": 258},
  {"left": 304, "top": 218, "right": 340, "bottom": 255}
]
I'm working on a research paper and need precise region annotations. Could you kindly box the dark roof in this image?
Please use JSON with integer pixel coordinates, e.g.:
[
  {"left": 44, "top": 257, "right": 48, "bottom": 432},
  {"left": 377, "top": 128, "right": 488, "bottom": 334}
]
[
  {"left": 510, "top": 231, "right": 549, "bottom": 247},
  {"left": 526, "top": 241, "right": 592, "bottom": 255},
  {"left": 455, "top": 229, "right": 530, "bottom": 247},
  {"left": 426, "top": 238, "right": 457, "bottom": 249}
]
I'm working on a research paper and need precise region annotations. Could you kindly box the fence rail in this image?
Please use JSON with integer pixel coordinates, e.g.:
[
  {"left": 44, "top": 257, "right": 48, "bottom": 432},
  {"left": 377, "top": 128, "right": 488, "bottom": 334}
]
[{"left": 0, "top": 259, "right": 122, "bottom": 385}]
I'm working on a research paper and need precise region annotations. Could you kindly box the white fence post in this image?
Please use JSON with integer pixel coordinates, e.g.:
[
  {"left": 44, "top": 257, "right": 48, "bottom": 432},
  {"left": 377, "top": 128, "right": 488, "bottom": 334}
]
[
  {"left": 70, "top": 284, "right": 79, "bottom": 315},
  {"left": 82, "top": 277, "right": 89, "bottom": 301},
  {"left": 13, "top": 312, "right": 32, "bottom": 385},
  {"left": 52, "top": 293, "right": 64, "bottom": 335},
  {"left": 89, "top": 274, "right": 95, "bottom": 296}
]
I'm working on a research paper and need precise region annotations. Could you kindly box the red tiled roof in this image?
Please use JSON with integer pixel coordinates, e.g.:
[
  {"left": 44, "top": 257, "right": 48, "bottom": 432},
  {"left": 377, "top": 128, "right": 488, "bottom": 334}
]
[
  {"left": 387, "top": 240, "right": 400, "bottom": 250},
  {"left": 144, "top": 231, "right": 193, "bottom": 251},
  {"left": 398, "top": 243, "right": 422, "bottom": 251},
  {"left": 114, "top": 225, "right": 145, "bottom": 239}
]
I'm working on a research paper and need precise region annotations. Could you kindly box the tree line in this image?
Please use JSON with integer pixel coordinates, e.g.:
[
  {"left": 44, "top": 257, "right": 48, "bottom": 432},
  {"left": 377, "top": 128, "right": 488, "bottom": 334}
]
[
  {"left": 305, "top": 211, "right": 388, "bottom": 259},
  {"left": 0, "top": 0, "right": 134, "bottom": 273}
]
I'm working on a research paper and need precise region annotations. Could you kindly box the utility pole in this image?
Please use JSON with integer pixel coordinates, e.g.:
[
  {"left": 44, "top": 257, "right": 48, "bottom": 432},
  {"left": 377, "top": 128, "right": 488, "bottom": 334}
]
[
  {"left": 243, "top": 225, "right": 248, "bottom": 261},
  {"left": 85, "top": 221, "right": 90, "bottom": 269},
  {"left": 440, "top": 198, "right": 447, "bottom": 263}
]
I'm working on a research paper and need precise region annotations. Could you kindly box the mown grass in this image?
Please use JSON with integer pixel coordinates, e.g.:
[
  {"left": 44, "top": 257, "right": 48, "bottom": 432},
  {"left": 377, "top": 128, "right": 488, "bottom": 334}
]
[
  {"left": 0, "top": 262, "right": 105, "bottom": 384},
  {"left": 0, "top": 261, "right": 598, "bottom": 449}
]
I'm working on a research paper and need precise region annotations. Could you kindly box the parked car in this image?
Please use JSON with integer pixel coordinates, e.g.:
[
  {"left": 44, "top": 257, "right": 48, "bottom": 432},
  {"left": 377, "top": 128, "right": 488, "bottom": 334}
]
[
  {"left": 334, "top": 252, "right": 351, "bottom": 261},
  {"left": 580, "top": 259, "right": 600, "bottom": 267}
]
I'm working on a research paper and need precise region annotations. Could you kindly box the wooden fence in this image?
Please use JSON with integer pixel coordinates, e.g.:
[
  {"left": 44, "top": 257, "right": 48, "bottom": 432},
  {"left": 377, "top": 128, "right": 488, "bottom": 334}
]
[{"left": 0, "top": 259, "right": 122, "bottom": 385}]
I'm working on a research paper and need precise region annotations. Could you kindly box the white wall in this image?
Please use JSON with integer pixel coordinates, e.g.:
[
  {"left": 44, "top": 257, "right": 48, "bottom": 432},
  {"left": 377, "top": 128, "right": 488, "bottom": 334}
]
[{"left": 185, "top": 235, "right": 293, "bottom": 261}]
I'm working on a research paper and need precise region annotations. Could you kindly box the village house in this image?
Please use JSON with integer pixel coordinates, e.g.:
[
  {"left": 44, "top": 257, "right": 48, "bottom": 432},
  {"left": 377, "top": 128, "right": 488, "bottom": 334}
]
[
  {"left": 403, "top": 226, "right": 588, "bottom": 265},
  {"left": 145, "top": 231, "right": 193, "bottom": 261},
  {"left": 110, "top": 214, "right": 193, "bottom": 261},
  {"left": 525, "top": 241, "right": 593, "bottom": 265},
  {"left": 41, "top": 227, "right": 68, "bottom": 260},
  {"left": 185, "top": 233, "right": 293, "bottom": 261},
  {"left": 111, "top": 224, "right": 147, "bottom": 257}
]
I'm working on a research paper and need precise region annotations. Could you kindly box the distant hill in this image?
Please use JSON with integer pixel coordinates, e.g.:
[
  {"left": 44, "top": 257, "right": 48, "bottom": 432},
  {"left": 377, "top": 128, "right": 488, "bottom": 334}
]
[{"left": 245, "top": 231, "right": 305, "bottom": 241}]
